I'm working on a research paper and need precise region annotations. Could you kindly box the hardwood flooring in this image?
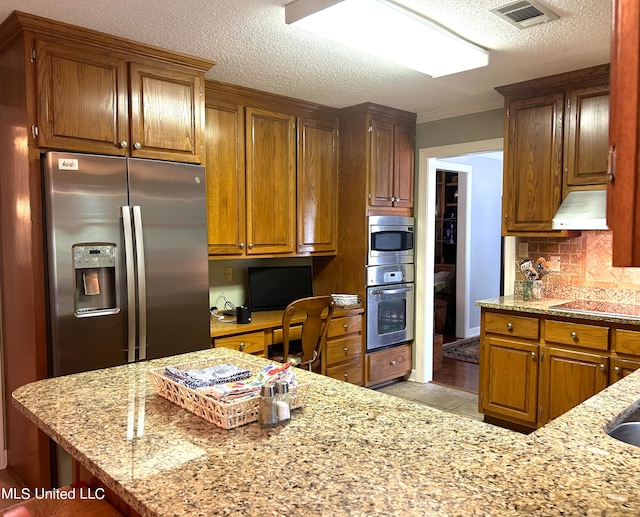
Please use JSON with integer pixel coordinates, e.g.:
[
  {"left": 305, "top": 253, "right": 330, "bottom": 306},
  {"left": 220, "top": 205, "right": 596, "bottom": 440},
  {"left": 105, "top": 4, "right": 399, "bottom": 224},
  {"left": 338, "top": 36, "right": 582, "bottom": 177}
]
[{"left": 432, "top": 357, "right": 479, "bottom": 393}]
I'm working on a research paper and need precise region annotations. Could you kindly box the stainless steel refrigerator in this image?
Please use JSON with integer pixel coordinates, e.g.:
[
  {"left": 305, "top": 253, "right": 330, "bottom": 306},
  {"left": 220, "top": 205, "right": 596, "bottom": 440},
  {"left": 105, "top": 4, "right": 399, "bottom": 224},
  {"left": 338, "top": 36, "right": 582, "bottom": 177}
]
[{"left": 43, "top": 151, "right": 210, "bottom": 376}]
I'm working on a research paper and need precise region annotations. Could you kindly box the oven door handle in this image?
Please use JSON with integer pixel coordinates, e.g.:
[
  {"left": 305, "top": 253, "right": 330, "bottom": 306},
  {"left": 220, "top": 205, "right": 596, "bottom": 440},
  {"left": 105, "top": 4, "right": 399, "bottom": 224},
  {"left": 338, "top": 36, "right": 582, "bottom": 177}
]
[{"left": 371, "top": 286, "right": 413, "bottom": 295}]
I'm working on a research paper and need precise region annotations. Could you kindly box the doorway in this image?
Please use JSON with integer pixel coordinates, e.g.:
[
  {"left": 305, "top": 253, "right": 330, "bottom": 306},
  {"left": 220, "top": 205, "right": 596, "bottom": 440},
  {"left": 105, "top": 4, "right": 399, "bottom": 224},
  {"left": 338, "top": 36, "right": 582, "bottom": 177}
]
[{"left": 412, "top": 138, "right": 513, "bottom": 388}]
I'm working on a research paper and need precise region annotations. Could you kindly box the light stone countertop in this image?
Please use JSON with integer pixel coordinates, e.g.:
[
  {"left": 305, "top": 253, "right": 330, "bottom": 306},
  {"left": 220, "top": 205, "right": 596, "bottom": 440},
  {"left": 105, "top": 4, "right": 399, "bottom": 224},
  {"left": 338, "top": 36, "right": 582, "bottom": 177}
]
[{"left": 12, "top": 346, "right": 640, "bottom": 516}]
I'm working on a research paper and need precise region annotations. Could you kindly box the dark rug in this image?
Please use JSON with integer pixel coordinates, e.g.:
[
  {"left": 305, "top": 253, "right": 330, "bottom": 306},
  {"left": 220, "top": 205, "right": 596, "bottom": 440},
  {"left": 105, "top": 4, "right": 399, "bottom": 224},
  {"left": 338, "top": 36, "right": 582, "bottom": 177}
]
[{"left": 442, "top": 336, "right": 480, "bottom": 364}]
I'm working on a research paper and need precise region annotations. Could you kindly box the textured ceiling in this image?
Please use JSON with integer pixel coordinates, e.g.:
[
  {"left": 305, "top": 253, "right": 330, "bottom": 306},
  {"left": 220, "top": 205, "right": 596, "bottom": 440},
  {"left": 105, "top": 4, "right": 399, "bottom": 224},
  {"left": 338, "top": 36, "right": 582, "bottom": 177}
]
[{"left": 1, "top": 0, "right": 611, "bottom": 122}]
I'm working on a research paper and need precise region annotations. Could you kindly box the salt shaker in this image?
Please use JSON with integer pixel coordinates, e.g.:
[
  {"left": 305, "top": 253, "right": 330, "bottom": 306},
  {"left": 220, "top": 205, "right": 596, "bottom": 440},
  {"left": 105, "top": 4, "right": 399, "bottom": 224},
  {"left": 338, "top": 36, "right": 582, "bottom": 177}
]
[
  {"left": 275, "top": 380, "right": 291, "bottom": 424},
  {"left": 258, "top": 383, "right": 278, "bottom": 428}
]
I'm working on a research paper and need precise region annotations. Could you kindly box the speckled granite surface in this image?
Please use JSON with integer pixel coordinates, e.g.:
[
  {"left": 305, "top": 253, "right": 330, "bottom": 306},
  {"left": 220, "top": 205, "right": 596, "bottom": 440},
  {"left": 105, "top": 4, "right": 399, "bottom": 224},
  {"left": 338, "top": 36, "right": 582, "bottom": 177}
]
[
  {"left": 12, "top": 347, "right": 640, "bottom": 516},
  {"left": 477, "top": 295, "right": 640, "bottom": 325}
]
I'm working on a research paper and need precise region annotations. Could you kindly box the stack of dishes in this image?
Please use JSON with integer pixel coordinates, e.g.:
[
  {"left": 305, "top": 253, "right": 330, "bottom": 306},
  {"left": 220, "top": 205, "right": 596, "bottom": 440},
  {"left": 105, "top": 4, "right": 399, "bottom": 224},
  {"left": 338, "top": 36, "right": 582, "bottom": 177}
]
[{"left": 331, "top": 293, "right": 361, "bottom": 309}]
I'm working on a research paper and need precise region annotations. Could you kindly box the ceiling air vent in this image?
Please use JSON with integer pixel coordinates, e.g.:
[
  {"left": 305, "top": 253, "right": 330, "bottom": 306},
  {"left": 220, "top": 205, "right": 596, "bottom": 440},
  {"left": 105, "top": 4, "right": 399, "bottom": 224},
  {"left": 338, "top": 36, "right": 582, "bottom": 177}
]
[{"left": 490, "top": 0, "right": 559, "bottom": 29}]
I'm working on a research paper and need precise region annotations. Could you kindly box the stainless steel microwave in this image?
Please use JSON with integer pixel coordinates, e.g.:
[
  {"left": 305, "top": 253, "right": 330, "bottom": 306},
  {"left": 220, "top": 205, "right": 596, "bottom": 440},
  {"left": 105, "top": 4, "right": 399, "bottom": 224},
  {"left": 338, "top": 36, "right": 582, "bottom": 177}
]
[{"left": 368, "top": 215, "right": 414, "bottom": 265}]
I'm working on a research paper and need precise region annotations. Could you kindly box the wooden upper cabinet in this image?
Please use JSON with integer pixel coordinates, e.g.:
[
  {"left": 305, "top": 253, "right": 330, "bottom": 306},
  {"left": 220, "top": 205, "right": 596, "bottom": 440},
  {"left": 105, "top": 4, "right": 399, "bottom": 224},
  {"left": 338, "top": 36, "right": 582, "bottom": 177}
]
[
  {"left": 608, "top": 0, "right": 640, "bottom": 266},
  {"left": 245, "top": 107, "right": 296, "bottom": 255},
  {"left": 369, "top": 118, "right": 395, "bottom": 207},
  {"left": 297, "top": 116, "right": 338, "bottom": 254},
  {"left": 204, "top": 99, "right": 245, "bottom": 256},
  {"left": 564, "top": 85, "right": 610, "bottom": 187},
  {"left": 369, "top": 116, "right": 415, "bottom": 209},
  {"left": 502, "top": 93, "right": 564, "bottom": 233},
  {"left": 129, "top": 62, "right": 204, "bottom": 163},
  {"left": 35, "top": 40, "right": 129, "bottom": 155},
  {"left": 32, "top": 32, "right": 211, "bottom": 163}
]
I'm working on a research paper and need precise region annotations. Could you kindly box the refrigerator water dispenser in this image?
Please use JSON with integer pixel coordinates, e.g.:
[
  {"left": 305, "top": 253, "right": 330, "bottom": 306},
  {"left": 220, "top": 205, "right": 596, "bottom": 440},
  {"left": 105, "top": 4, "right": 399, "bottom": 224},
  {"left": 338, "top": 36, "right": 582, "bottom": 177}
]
[{"left": 72, "top": 244, "right": 118, "bottom": 316}]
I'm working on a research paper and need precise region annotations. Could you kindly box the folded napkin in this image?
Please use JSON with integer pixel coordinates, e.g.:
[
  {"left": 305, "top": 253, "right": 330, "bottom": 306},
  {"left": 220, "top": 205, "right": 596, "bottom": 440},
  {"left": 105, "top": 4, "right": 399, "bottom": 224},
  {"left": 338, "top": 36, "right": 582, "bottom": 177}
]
[
  {"left": 197, "top": 362, "right": 295, "bottom": 402},
  {"left": 164, "top": 363, "right": 252, "bottom": 390}
]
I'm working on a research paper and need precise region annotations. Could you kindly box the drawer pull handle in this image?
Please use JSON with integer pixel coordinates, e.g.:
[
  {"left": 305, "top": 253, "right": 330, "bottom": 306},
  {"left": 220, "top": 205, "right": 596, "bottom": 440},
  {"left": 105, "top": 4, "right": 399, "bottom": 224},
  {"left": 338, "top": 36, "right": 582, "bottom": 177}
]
[
  {"left": 614, "top": 366, "right": 621, "bottom": 374},
  {"left": 506, "top": 322, "right": 513, "bottom": 331},
  {"left": 531, "top": 352, "right": 536, "bottom": 359},
  {"left": 344, "top": 373, "right": 349, "bottom": 380},
  {"left": 239, "top": 342, "right": 245, "bottom": 351},
  {"left": 343, "top": 346, "right": 349, "bottom": 354},
  {"left": 570, "top": 331, "right": 578, "bottom": 340},
  {"left": 343, "top": 324, "right": 349, "bottom": 331},
  {"left": 390, "top": 360, "right": 397, "bottom": 366}
]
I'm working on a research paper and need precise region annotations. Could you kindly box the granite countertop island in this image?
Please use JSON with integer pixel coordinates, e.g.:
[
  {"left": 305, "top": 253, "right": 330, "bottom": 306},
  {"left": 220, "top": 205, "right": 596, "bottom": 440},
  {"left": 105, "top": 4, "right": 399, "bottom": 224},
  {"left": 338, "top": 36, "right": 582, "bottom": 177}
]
[{"left": 12, "top": 347, "right": 640, "bottom": 516}]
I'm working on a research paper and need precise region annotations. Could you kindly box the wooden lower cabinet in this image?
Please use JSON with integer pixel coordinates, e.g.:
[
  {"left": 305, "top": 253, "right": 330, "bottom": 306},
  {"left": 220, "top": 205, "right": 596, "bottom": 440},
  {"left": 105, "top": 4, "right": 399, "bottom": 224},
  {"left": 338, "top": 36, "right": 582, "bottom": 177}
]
[
  {"left": 366, "top": 343, "right": 412, "bottom": 387},
  {"left": 481, "top": 336, "right": 539, "bottom": 427},
  {"left": 610, "top": 356, "right": 640, "bottom": 382},
  {"left": 324, "top": 315, "right": 364, "bottom": 385},
  {"left": 539, "top": 346, "right": 609, "bottom": 424}
]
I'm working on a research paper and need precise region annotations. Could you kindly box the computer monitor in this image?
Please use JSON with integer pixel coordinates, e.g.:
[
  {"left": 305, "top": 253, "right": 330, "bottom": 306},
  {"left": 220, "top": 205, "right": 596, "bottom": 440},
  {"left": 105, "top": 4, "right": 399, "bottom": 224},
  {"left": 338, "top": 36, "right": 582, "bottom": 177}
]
[{"left": 248, "top": 265, "right": 313, "bottom": 311}]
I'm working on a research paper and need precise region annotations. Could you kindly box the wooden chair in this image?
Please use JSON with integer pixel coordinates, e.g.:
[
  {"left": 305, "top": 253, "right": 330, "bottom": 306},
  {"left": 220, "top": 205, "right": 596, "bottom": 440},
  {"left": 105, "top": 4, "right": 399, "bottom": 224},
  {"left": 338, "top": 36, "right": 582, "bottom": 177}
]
[{"left": 277, "top": 296, "right": 335, "bottom": 373}]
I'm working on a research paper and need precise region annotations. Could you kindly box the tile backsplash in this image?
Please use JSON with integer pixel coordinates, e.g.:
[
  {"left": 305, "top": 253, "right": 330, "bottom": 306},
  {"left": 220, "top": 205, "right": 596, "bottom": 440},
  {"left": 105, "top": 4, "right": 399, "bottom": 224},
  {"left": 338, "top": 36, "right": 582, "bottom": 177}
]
[{"left": 517, "top": 231, "right": 640, "bottom": 303}]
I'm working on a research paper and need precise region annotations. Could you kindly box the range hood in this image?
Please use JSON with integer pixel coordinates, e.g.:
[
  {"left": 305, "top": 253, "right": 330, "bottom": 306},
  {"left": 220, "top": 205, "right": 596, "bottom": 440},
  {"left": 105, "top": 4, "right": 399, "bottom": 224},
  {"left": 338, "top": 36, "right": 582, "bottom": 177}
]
[{"left": 551, "top": 190, "right": 608, "bottom": 230}]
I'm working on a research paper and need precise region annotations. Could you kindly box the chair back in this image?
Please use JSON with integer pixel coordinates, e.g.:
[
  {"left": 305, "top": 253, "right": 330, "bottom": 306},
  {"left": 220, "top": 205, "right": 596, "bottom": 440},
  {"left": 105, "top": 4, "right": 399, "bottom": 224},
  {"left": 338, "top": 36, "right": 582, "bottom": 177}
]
[{"left": 282, "top": 296, "right": 335, "bottom": 371}]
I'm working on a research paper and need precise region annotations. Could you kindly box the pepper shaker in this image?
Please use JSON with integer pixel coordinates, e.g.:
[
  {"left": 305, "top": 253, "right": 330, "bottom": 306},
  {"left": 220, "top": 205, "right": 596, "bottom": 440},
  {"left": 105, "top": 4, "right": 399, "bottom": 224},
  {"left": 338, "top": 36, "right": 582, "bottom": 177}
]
[{"left": 258, "top": 383, "right": 278, "bottom": 428}]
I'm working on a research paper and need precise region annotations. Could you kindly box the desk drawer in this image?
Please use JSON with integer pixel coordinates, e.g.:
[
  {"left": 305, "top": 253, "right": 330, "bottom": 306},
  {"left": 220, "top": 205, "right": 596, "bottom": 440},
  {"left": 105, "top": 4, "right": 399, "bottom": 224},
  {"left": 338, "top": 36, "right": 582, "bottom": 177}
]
[
  {"left": 328, "top": 316, "right": 362, "bottom": 338},
  {"left": 544, "top": 320, "right": 609, "bottom": 351},
  {"left": 272, "top": 325, "right": 302, "bottom": 344},
  {"left": 484, "top": 312, "right": 539, "bottom": 340},
  {"left": 326, "top": 335, "right": 362, "bottom": 366},
  {"left": 615, "top": 329, "right": 640, "bottom": 356},
  {"left": 214, "top": 331, "right": 266, "bottom": 355},
  {"left": 326, "top": 362, "right": 363, "bottom": 385}
]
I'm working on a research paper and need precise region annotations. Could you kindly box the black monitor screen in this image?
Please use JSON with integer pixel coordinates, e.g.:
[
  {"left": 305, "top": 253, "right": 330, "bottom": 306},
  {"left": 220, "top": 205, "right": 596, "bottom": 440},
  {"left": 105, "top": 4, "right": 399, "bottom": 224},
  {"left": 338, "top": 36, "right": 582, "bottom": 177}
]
[{"left": 248, "top": 266, "right": 313, "bottom": 311}]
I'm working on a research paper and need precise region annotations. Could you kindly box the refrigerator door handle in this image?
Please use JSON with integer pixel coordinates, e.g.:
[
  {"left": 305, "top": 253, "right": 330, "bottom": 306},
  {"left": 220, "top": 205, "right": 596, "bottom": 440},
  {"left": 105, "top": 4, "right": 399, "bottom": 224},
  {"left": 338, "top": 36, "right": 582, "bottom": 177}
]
[
  {"left": 122, "top": 206, "right": 137, "bottom": 363},
  {"left": 133, "top": 205, "right": 147, "bottom": 361}
]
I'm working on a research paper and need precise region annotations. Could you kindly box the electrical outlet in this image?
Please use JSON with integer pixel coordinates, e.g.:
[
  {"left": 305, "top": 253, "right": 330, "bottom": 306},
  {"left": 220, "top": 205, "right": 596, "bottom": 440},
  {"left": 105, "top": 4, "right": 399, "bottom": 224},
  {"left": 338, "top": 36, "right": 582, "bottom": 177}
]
[
  {"left": 549, "top": 255, "right": 561, "bottom": 272},
  {"left": 518, "top": 242, "right": 528, "bottom": 257},
  {"left": 224, "top": 267, "right": 233, "bottom": 282}
]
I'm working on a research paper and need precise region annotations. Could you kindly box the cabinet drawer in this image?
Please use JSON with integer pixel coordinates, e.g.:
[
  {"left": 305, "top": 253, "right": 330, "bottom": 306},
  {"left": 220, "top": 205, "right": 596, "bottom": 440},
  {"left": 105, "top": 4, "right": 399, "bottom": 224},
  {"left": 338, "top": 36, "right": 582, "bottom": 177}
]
[
  {"left": 326, "top": 335, "right": 362, "bottom": 366},
  {"left": 544, "top": 320, "right": 609, "bottom": 351},
  {"left": 214, "top": 331, "right": 266, "bottom": 355},
  {"left": 327, "top": 316, "right": 362, "bottom": 338},
  {"left": 327, "top": 362, "right": 363, "bottom": 385},
  {"left": 615, "top": 329, "right": 640, "bottom": 356},
  {"left": 367, "top": 344, "right": 411, "bottom": 385},
  {"left": 272, "top": 325, "right": 302, "bottom": 344},
  {"left": 484, "top": 312, "right": 539, "bottom": 340}
]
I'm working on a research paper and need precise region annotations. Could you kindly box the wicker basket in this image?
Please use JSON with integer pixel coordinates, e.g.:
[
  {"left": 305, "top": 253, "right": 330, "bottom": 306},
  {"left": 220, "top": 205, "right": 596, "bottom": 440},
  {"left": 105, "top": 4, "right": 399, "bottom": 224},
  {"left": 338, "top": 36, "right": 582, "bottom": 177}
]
[{"left": 149, "top": 355, "right": 309, "bottom": 429}]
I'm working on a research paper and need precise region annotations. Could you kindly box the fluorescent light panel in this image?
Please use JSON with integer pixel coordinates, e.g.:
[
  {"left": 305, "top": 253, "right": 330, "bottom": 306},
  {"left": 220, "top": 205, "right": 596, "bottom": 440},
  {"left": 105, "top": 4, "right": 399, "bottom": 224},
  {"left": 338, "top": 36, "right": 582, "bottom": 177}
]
[{"left": 285, "top": 0, "right": 489, "bottom": 77}]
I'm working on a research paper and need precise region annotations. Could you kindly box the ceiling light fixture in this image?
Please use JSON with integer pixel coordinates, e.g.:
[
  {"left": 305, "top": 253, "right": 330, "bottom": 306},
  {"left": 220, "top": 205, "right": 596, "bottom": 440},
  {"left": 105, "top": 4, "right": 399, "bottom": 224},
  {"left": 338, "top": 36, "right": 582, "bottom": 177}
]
[{"left": 284, "top": 0, "right": 489, "bottom": 78}]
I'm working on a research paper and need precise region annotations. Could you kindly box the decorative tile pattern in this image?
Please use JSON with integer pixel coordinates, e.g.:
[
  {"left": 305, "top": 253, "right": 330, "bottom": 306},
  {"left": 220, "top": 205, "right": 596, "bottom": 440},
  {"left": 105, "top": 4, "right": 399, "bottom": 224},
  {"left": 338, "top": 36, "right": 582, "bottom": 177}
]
[{"left": 517, "top": 231, "right": 640, "bottom": 303}]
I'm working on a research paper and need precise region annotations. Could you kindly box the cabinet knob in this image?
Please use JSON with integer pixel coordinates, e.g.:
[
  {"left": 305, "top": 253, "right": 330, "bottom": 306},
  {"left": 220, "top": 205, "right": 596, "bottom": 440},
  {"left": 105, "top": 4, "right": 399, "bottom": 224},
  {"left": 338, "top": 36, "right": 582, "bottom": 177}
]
[
  {"left": 248, "top": 243, "right": 253, "bottom": 249},
  {"left": 390, "top": 360, "right": 396, "bottom": 366},
  {"left": 343, "top": 324, "right": 349, "bottom": 331},
  {"left": 506, "top": 322, "right": 513, "bottom": 331},
  {"left": 614, "top": 366, "right": 621, "bottom": 374},
  {"left": 133, "top": 142, "right": 141, "bottom": 150},
  {"left": 119, "top": 140, "right": 128, "bottom": 148},
  {"left": 239, "top": 342, "right": 245, "bottom": 351},
  {"left": 343, "top": 346, "right": 349, "bottom": 354},
  {"left": 599, "top": 363, "right": 606, "bottom": 372},
  {"left": 239, "top": 242, "right": 244, "bottom": 249},
  {"left": 570, "top": 331, "right": 578, "bottom": 340},
  {"left": 531, "top": 352, "right": 536, "bottom": 359},
  {"left": 344, "top": 373, "right": 349, "bottom": 380}
]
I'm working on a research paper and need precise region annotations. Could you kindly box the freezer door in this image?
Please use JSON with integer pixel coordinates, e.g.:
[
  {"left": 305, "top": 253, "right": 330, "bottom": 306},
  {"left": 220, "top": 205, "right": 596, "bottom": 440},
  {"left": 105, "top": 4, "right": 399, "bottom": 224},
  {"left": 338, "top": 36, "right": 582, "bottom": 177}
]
[
  {"left": 127, "top": 158, "right": 210, "bottom": 359},
  {"left": 43, "top": 152, "right": 130, "bottom": 376}
]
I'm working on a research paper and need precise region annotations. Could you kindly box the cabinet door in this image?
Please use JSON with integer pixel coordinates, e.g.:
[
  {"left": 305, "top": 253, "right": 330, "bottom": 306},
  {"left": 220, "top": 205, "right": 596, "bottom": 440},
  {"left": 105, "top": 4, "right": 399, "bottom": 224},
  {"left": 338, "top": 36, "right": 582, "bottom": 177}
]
[
  {"left": 503, "top": 94, "right": 564, "bottom": 233},
  {"left": 369, "top": 117, "right": 394, "bottom": 207},
  {"left": 393, "top": 123, "right": 415, "bottom": 208},
  {"left": 481, "top": 336, "right": 539, "bottom": 426},
  {"left": 610, "top": 356, "right": 640, "bottom": 383},
  {"left": 297, "top": 116, "right": 338, "bottom": 254},
  {"left": 245, "top": 108, "right": 296, "bottom": 255},
  {"left": 608, "top": 0, "right": 640, "bottom": 265},
  {"left": 35, "top": 40, "right": 129, "bottom": 155},
  {"left": 129, "top": 62, "right": 204, "bottom": 163},
  {"left": 204, "top": 100, "right": 246, "bottom": 255},
  {"left": 564, "top": 85, "right": 610, "bottom": 187},
  {"left": 540, "top": 346, "right": 608, "bottom": 422}
]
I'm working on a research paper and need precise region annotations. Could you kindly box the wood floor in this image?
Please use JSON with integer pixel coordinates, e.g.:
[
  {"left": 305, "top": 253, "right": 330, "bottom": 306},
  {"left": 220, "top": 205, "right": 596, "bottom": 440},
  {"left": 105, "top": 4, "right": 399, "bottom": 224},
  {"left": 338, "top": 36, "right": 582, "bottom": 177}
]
[{"left": 432, "top": 357, "right": 479, "bottom": 393}]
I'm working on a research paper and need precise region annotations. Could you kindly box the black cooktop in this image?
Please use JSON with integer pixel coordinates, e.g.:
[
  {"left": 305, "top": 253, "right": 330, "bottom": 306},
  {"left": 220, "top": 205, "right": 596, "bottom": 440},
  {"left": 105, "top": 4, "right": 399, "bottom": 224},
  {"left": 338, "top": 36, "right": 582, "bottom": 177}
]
[{"left": 549, "top": 300, "right": 640, "bottom": 318}]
